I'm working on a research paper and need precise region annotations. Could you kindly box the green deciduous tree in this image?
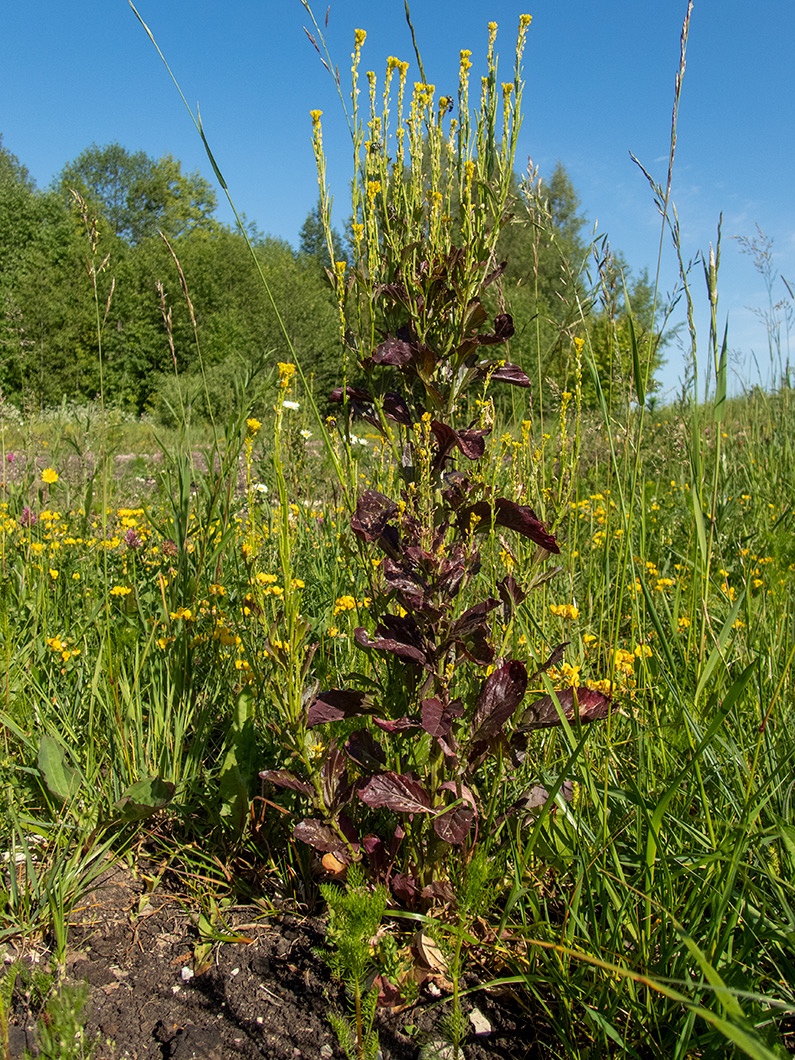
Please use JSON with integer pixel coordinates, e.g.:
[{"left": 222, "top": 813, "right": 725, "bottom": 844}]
[{"left": 56, "top": 142, "right": 219, "bottom": 245}]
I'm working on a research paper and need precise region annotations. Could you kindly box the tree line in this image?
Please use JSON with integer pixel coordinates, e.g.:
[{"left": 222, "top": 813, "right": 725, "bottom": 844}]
[{"left": 0, "top": 136, "right": 662, "bottom": 422}]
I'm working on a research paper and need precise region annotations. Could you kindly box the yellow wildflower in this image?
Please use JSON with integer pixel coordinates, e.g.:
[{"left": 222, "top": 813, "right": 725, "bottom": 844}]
[{"left": 41, "top": 468, "right": 58, "bottom": 485}]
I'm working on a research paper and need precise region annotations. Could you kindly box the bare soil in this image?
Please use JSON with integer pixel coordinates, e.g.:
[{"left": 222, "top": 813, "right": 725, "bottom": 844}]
[{"left": 4, "top": 861, "right": 542, "bottom": 1059}]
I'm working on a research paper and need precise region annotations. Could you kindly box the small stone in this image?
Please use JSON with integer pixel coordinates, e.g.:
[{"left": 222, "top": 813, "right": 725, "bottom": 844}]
[
  {"left": 469, "top": 1006, "right": 492, "bottom": 1035},
  {"left": 320, "top": 1046, "right": 334, "bottom": 1059},
  {"left": 230, "top": 967, "right": 240, "bottom": 976},
  {"left": 180, "top": 966, "right": 194, "bottom": 982}
]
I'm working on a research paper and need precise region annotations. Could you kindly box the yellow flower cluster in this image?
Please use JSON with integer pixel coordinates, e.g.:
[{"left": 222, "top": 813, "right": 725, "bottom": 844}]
[{"left": 332, "top": 594, "right": 370, "bottom": 616}]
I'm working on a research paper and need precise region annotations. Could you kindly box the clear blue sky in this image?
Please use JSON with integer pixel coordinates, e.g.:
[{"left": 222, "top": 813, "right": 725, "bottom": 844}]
[{"left": 2, "top": 0, "right": 793, "bottom": 399}]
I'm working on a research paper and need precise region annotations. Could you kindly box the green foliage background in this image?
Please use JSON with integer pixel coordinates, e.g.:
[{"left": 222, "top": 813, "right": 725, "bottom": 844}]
[{"left": 0, "top": 136, "right": 662, "bottom": 420}]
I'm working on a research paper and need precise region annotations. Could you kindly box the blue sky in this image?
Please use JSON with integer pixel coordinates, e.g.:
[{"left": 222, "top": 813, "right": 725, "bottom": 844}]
[{"left": 2, "top": 0, "right": 793, "bottom": 399}]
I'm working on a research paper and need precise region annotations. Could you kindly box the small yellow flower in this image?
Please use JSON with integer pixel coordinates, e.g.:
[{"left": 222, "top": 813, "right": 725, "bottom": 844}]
[
  {"left": 278, "top": 362, "right": 296, "bottom": 387},
  {"left": 49, "top": 568, "right": 59, "bottom": 579},
  {"left": 550, "top": 603, "right": 579, "bottom": 621},
  {"left": 333, "top": 594, "right": 357, "bottom": 615},
  {"left": 41, "top": 468, "right": 58, "bottom": 485},
  {"left": 110, "top": 585, "right": 132, "bottom": 597},
  {"left": 246, "top": 417, "right": 262, "bottom": 436}
]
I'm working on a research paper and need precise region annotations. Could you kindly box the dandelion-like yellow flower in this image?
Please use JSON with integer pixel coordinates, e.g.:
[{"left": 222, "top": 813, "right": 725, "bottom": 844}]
[{"left": 42, "top": 468, "right": 58, "bottom": 485}]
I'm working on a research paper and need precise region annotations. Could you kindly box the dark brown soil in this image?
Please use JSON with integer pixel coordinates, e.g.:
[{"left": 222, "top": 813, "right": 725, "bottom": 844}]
[{"left": 4, "top": 861, "right": 541, "bottom": 1059}]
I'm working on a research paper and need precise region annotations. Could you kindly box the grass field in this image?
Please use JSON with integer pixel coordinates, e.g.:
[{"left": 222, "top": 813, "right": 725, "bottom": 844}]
[{"left": 1, "top": 376, "right": 794, "bottom": 1058}]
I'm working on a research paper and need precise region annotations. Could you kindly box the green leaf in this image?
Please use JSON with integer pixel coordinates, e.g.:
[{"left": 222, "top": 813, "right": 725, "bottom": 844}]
[
  {"left": 713, "top": 321, "right": 729, "bottom": 423},
  {"left": 37, "top": 735, "right": 81, "bottom": 803},
  {"left": 694, "top": 590, "right": 745, "bottom": 704},
  {"left": 115, "top": 777, "right": 176, "bottom": 821},
  {"left": 219, "top": 688, "right": 257, "bottom": 837}
]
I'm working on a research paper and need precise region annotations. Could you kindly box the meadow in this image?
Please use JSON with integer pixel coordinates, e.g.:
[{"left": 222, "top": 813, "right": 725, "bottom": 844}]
[{"left": 1, "top": 5, "right": 795, "bottom": 1059}]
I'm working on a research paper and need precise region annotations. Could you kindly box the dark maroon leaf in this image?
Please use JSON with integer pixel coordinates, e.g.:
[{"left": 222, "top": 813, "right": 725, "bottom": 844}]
[
  {"left": 421, "top": 698, "right": 449, "bottom": 738},
  {"left": 529, "top": 642, "right": 570, "bottom": 682},
  {"left": 516, "top": 687, "right": 613, "bottom": 731},
  {"left": 293, "top": 818, "right": 342, "bottom": 852},
  {"left": 307, "top": 689, "right": 373, "bottom": 727},
  {"left": 391, "top": 873, "right": 419, "bottom": 903},
  {"left": 433, "top": 803, "right": 476, "bottom": 844},
  {"left": 361, "top": 833, "right": 386, "bottom": 875},
  {"left": 329, "top": 384, "right": 374, "bottom": 406},
  {"left": 433, "top": 781, "right": 477, "bottom": 845},
  {"left": 382, "top": 391, "right": 413, "bottom": 426},
  {"left": 351, "top": 490, "right": 397, "bottom": 543},
  {"left": 483, "top": 261, "right": 508, "bottom": 287},
  {"left": 419, "top": 879, "right": 456, "bottom": 903},
  {"left": 321, "top": 743, "right": 351, "bottom": 810},
  {"left": 459, "top": 498, "right": 560, "bottom": 553},
  {"left": 358, "top": 772, "right": 432, "bottom": 815},
  {"left": 344, "top": 730, "right": 387, "bottom": 770},
  {"left": 429, "top": 421, "right": 489, "bottom": 464},
  {"left": 471, "top": 660, "right": 528, "bottom": 745},
  {"left": 372, "top": 716, "right": 420, "bottom": 734},
  {"left": 354, "top": 628, "right": 428, "bottom": 667},
  {"left": 382, "top": 557, "right": 427, "bottom": 599},
  {"left": 458, "top": 629, "right": 494, "bottom": 667},
  {"left": 434, "top": 547, "right": 467, "bottom": 599},
  {"left": 450, "top": 598, "right": 499, "bottom": 639},
  {"left": 258, "top": 769, "right": 314, "bottom": 798},
  {"left": 497, "top": 575, "right": 527, "bottom": 613},
  {"left": 476, "top": 312, "right": 515, "bottom": 345},
  {"left": 372, "top": 335, "right": 414, "bottom": 366}
]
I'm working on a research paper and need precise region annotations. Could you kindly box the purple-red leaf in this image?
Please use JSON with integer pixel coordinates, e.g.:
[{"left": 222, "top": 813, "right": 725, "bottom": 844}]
[
  {"left": 476, "top": 312, "right": 515, "bottom": 345},
  {"left": 471, "top": 660, "right": 528, "bottom": 745},
  {"left": 429, "top": 421, "right": 489, "bottom": 463},
  {"left": 329, "top": 384, "right": 374, "bottom": 407},
  {"left": 344, "top": 730, "right": 387, "bottom": 770},
  {"left": 497, "top": 575, "right": 527, "bottom": 614},
  {"left": 308, "top": 689, "right": 373, "bottom": 727},
  {"left": 419, "top": 879, "right": 456, "bottom": 902},
  {"left": 293, "top": 818, "right": 342, "bottom": 852},
  {"left": 372, "top": 334, "right": 414, "bottom": 367},
  {"left": 516, "top": 687, "right": 612, "bottom": 730},
  {"left": 358, "top": 771, "right": 432, "bottom": 815},
  {"left": 258, "top": 769, "right": 314, "bottom": 798},
  {"left": 529, "top": 642, "right": 570, "bottom": 682},
  {"left": 382, "top": 391, "right": 413, "bottom": 425},
  {"left": 372, "top": 716, "right": 420, "bottom": 734},
  {"left": 321, "top": 743, "right": 351, "bottom": 810},
  {"left": 433, "top": 781, "right": 477, "bottom": 845},
  {"left": 421, "top": 698, "right": 449, "bottom": 738},
  {"left": 351, "top": 490, "right": 397, "bottom": 543},
  {"left": 460, "top": 498, "right": 560, "bottom": 553}
]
